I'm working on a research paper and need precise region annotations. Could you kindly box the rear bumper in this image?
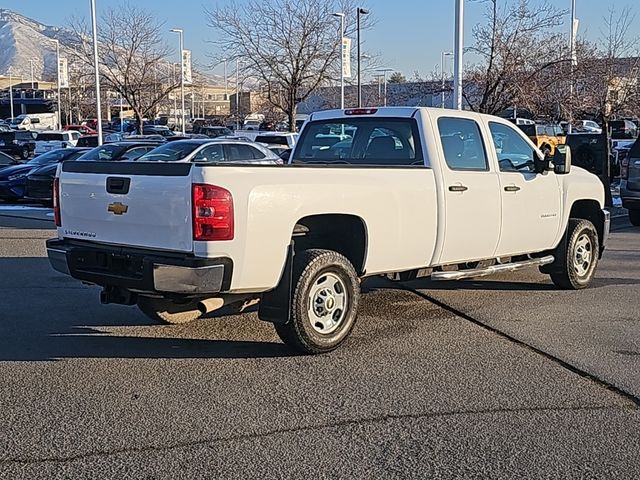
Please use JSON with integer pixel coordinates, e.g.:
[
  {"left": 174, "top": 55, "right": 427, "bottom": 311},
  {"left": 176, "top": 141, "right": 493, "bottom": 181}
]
[{"left": 46, "top": 239, "right": 232, "bottom": 295}]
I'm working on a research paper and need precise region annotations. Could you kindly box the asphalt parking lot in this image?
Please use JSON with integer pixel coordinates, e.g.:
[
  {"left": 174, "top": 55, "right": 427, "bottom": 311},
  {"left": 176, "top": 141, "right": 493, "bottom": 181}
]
[{"left": 1, "top": 205, "right": 639, "bottom": 479}]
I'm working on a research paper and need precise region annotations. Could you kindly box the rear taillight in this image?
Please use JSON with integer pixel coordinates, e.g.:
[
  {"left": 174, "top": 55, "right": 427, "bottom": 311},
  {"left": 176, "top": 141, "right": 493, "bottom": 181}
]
[
  {"left": 192, "top": 184, "right": 234, "bottom": 241},
  {"left": 53, "top": 177, "right": 61, "bottom": 227}
]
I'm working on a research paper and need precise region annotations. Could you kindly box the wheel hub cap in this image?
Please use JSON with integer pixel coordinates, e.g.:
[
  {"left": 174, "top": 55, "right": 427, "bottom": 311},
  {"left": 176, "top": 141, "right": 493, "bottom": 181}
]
[
  {"left": 574, "top": 234, "right": 593, "bottom": 277},
  {"left": 308, "top": 273, "right": 348, "bottom": 334}
]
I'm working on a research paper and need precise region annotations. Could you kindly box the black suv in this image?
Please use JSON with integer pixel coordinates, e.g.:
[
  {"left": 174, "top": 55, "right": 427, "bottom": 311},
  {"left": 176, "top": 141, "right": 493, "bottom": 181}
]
[
  {"left": 621, "top": 139, "right": 640, "bottom": 226},
  {"left": 0, "top": 130, "right": 37, "bottom": 159}
]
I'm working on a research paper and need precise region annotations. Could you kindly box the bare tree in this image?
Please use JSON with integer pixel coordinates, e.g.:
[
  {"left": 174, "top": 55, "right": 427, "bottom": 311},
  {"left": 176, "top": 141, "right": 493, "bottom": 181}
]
[
  {"left": 69, "top": 2, "right": 179, "bottom": 133},
  {"left": 207, "top": 0, "right": 371, "bottom": 131},
  {"left": 464, "top": 0, "right": 567, "bottom": 115}
]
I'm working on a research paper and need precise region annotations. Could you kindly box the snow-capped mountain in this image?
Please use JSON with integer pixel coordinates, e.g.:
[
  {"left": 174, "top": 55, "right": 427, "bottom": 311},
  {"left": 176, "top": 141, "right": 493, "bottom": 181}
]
[{"left": 0, "top": 9, "right": 77, "bottom": 82}]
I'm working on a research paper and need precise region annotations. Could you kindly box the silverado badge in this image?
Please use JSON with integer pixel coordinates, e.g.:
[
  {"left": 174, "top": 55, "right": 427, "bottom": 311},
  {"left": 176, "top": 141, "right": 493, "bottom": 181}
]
[{"left": 108, "top": 202, "right": 129, "bottom": 215}]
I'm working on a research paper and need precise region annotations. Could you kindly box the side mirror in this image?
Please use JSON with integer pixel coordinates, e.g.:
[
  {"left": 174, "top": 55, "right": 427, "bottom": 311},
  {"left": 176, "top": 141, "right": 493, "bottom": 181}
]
[
  {"left": 554, "top": 144, "right": 572, "bottom": 174},
  {"left": 533, "top": 151, "right": 550, "bottom": 174}
]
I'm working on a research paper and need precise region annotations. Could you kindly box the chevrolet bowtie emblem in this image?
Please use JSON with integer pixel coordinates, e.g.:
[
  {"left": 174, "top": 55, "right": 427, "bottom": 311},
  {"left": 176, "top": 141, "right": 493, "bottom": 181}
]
[{"left": 108, "top": 202, "right": 129, "bottom": 215}]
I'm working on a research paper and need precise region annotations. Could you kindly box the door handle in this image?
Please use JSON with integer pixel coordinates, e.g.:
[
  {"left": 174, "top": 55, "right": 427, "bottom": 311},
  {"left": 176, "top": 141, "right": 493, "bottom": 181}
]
[
  {"left": 448, "top": 185, "right": 468, "bottom": 192},
  {"left": 504, "top": 185, "right": 521, "bottom": 192}
]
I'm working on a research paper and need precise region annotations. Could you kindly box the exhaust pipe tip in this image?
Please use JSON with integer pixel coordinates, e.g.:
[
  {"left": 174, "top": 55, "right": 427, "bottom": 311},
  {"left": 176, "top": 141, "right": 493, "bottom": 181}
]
[{"left": 198, "top": 297, "right": 225, "bottom": 315}]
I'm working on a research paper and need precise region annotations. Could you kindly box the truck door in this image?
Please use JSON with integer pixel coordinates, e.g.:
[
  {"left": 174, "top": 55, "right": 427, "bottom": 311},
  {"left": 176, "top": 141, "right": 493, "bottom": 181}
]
[
  {"left": 487, "top": 121, "right": 562, "bottom": 256},
  {"left": 436, "top": 116, "right": 501, "bottom": 264}
]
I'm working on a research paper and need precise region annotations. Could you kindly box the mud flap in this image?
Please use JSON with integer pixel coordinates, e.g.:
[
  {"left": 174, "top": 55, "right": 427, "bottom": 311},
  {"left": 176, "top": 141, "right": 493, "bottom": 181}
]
[{"left": 258, "top": 243, "right": 294, "bottom": 324}]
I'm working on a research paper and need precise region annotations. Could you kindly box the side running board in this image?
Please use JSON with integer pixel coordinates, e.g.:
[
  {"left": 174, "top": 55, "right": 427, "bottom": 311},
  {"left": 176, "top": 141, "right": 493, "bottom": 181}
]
[{"left": 431, "top": 255, "right": 555, "bottom": 281}]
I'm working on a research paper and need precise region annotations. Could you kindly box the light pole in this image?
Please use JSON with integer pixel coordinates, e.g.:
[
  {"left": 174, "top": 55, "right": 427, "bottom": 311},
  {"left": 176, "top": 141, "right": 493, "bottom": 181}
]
[
  {"left": 7, "top": 67, "right": 14, "bottom": 120},
  {"left": 332, "top": 12, "right": 345, "bottom": 109},
  {"left": 29, "top": 59, "right": 35, "bottom": 90},
  {"left": 90, "top": 0, "right": 103, "bottom": 144},
  {"left": 568, "top": 0, "right": 577, "bottom": 134},
  {"left": 373, "top": 74, "right": 384, "bottom": 105},
  {"left": 357, "top": 7, "right": 369, "bottom": 107},
  {"left": 440, "top": 51, "right": 453, "bottom": 108},
  {"left": 54, "top": 39, "right": 62, "bottom": 128},
  {"left": 375, "top": 68, "right": 393, "bottom": 107},
  {"left": 170, "top": 28, "right": 186, "bottom": 135},
  {"left": 235, "top": 58, "right": 242, "bottom": 130},
  {"left": 222, "top": 58, "right": 228, "bottom": 100},
  {"left": 453, "top": 0, "right": 464, "bottom": 110}
]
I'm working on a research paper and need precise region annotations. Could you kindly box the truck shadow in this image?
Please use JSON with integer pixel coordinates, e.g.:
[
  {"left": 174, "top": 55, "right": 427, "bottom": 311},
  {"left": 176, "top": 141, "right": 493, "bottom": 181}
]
[{"left": 0, "top": 257, "right": 295, "bottom": 362}]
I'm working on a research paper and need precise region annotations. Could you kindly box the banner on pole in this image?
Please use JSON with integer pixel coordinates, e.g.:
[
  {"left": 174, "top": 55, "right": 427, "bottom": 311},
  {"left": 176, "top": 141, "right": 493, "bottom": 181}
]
[
  {"left": 58, "top": 57, "right": 69, "bottom": 88},
  {"left": 342, "top": 38, "right": 352, "bottom": 79},
  {"left": 182, "top": 49, "right": 193, "bottom": 85}
]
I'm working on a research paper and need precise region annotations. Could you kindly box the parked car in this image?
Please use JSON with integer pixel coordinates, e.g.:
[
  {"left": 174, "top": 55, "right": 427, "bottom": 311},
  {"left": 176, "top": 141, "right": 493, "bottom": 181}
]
[
  {"left": 9, "top": 113, "right": 57, "bottom": 130},
  {"left": 64, "top": 125, "right": 97, "bottom": 135},
  {"left": 34, "top": 131, "right": 81, "bottom": 155},
  {"left": 48, "top": 107, "right": 608, "bottom": 354},
  {"left": 517, "top": 124, "right": 562, "bottom": 157},
  {"left": 76, "top": 135, "right": 101, "bottom": 148},
  {"left": 137, "top": 139, "right": 283, "bottom": 164},
  {"left": 24, "top": 148, "right": 91, "bottom": 203},
  {"left": 0, "top": 130, "right": 37, "bottom": 159},
  {"left": 610, "top": 120, "right": 638, "bottom": 139},
  {"left": 577, "top": 120, "right": 603, "bottom": 134},
  {"left": 0, "top": 151, "right": 19, "bottom": 167},
  {"left": 0, "top": 148, "right": 88, "bottom": 201},
  {"left": 620, "top": 138, "right": 640, "bottom": 226},
  {"left": 200, "top": 126, "right": 233, "bottom": 138},
  {"left": 142, "top": 125, "right": 175, "bottom": 137},
  {"left": 76, "top": 142, "right": 163, "bottom": 162},
  {"left": 254, "top": 132, "right": 299, "bottom": 151}
]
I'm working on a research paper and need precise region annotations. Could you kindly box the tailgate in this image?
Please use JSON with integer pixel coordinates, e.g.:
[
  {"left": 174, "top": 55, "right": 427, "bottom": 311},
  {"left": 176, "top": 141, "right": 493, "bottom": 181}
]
[{"left": 58, "top": 161, "right": 194, "bottom": 252}]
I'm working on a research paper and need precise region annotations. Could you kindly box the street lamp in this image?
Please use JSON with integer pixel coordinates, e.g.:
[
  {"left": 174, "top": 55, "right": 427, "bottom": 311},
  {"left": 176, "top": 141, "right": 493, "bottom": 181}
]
[
  {"left": 90, "top": 0, "right": 103, "bottom": 144},
  {"left": 235, "top": 58, "right": 244, "bottom": 131},
  {"left": 53, "top": 39, "right": 62, "bottom": 128},
  {"left": 453, "top": 0, "right": 464, "bottom": 110},
  {"left": 332, "top": 12, "right": 345, "bottom": 109},
  {"left": 376, "top": 68, "right": 393, "bottom": 107},
  {"left": 7, "top": 67, "right": 14, "bottom": 120},
  {"left": 357, "top": 7, "right": 369, "bottom": 107},
  {"left": 568, "top": 0, "right": 577, "bottom": 133},
  {"left": 170, "top": 28, "right": 186, "bottom": 135},
  {"left": 440, "top": 51, "right": 453, "bottom": 108},
  {"left": 222, "top": 58, "right": 228, "bottom": 101}
]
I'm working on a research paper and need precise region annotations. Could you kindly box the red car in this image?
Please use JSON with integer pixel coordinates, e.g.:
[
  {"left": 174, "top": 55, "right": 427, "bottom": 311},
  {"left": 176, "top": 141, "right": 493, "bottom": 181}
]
[{"left": 64, "top": 125, "right": 97, "bottom": 135}]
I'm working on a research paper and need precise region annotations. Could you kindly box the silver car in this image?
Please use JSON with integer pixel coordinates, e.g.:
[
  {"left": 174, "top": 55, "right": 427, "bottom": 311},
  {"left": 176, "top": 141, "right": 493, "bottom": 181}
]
[{"left": 137, "top": 139, "right": 283, "bottom": 165}]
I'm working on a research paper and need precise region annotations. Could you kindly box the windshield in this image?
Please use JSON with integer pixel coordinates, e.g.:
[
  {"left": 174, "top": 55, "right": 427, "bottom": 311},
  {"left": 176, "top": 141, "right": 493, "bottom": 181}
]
[
  {"left": 26, "top": 149, "right": 76, "bottom": 166},
  {"left": 255, "top": 135, "right": 289, "bottom": 145},
  {"left": 77, "top": 144, "right": 127, "bottom": 161},
  {"left": 138, "top": 142, "right": 202, "bottom": 162},
  {"left": 10, "top": 117, "right": 24, "bottom": 125},
  {"left": 36, "top": 133, "right": 65, "bottom": 141}
]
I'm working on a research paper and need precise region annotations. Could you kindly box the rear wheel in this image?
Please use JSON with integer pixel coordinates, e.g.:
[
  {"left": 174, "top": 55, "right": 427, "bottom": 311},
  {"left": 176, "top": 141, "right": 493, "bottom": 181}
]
[
  {"left": 21, "top": 147, "right": 29, "bottom": 160},
  {"left": 550, "top": 219, "right": 599, "bottom": 290},
  {"left": 137, "top": 297, "right": 202, "bottom": 325},
  {"left": 274, "top": 249, "right": 360, "bottom": 354},
  {"left": 629, "top": 209, "right": 640, "bottom": 227}
]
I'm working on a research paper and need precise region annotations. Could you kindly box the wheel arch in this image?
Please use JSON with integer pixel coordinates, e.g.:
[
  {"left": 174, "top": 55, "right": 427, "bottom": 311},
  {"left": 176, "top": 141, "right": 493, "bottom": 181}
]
[
  {"left": 292, "top": 213, "right": 368, "bottom": 275},
  {"left": 568, "top": 199, "right": 606, "bottom": 255}
]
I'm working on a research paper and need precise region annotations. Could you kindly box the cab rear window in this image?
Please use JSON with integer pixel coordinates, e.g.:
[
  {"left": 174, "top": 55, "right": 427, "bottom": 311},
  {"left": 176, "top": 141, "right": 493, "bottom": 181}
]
[{"left": 292, "top": 118, "right": 422, "bottom": 166}]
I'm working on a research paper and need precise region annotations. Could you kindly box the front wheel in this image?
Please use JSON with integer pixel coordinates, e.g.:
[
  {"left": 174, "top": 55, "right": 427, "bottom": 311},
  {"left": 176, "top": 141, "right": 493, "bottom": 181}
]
[
  {"left": 137, "top": 297, "right": 202, "bottom": 325},
  {"left": 629, "top": 209, "right": 640, "bottom": 227},
  {"left": 274, "top": 249, "right": 360, "bottom": 354},
  {"left": 550, "top": 219, "right": 599, "bottom": 290}
]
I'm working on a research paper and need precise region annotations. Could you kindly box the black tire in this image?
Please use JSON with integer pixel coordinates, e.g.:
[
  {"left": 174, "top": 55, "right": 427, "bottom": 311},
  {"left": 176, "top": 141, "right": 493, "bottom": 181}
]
[
  {"left": 21, "top": 147, "right": 29, "bottom": 160},
  {"left": 274, "top": 249, "right": 360, "bottom": 354},
  {"left": 629, "top": 209, "right": 640, "bottom": 227},
  {"left": 137, "top": 297, "right": 202, "bottom": 325},
  {"left": 550, "top": 219, "right": 599, "bottom": 290},
  {"left": 542, "top": 146, "right": 552, "bottom": 158}
]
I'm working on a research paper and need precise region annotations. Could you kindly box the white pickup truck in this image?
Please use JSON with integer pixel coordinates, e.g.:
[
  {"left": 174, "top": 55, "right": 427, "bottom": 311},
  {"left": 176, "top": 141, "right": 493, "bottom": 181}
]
[{"left": 47, "top": 107, "right": 610, "bottom": 354}]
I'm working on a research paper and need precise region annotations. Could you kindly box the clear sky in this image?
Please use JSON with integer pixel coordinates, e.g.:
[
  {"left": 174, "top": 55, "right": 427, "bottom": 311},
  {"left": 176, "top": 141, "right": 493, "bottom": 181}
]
[{"left": 3, "top": 0, "right": 638, "bottom": 79}]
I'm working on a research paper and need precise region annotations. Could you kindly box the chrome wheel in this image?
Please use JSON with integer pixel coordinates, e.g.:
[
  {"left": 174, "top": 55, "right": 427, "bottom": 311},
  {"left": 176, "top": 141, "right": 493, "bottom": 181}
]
[
  {"left": 308, "top": 272, "right": 348, "bottom": 334},
  {"left": 573, "top": 233, "right": 593, "bottom": 277}
]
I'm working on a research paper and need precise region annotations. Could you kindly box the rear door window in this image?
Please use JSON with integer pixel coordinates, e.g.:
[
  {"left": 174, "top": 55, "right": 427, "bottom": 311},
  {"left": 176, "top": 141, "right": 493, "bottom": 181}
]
[
  {"left": 438, "top": 117, "right": 488, "bottom": 171},
  {"left": 226, "top": 144, "right": 262, "bottom": 161},
  {"left": 193, "top": 144, "right": 225, "bottom": 162},
  {"left": 293, "top": 117, "right": 421, "bottom": 166}
]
